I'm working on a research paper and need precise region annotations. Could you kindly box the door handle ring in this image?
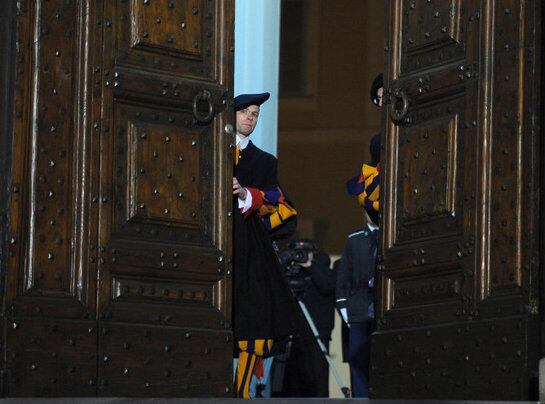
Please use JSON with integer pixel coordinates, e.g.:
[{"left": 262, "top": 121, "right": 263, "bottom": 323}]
[
  {"left": 390, "top": 88, "right": 409, "bottom": 124},
  {"left": 192, "top": 90, "right": 215, "bottom": 124}
]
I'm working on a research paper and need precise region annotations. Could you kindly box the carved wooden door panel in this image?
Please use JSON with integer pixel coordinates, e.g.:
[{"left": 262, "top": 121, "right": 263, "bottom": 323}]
[
  {"left": 371, "top": 0, "right": 540, "bottom": 400},
  {"left": 95, "top": 0, "right": 234, "bottom": 397},
  {"left": 3, "top": 0, "right": 234, "bottom": 397},
  {"left": 4, "top": 0, "right": 102, "bottom": 396}
]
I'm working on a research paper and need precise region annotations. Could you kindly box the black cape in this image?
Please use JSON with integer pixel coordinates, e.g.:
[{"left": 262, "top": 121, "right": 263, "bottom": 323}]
[{"left": 233, "top": 141, "right": 298, "bottom": 341}]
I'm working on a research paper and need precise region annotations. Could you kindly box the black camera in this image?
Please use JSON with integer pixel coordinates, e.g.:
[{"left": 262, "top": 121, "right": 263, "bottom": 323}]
[
  {"left": 279, "top": 239, "right": 316, "bottom": 266},
  {"left": 279, "top": 239, "right": 316, "bottom": 296},
  {"left": 280, "top": 248, "right": 308, "bottom": 267}
]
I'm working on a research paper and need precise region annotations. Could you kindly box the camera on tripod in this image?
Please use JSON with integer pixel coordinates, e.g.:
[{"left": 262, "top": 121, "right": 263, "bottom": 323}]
[
  {"left": 279, "top": 239, "right": 316, "bottom": 296},
  {"left": 273, "top": 239, "right": 351, "bottom": 398}
]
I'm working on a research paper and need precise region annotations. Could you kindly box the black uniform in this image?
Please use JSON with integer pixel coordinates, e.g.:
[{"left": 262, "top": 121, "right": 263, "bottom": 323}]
[
  {"left": 233, "top": 141, "right": 297, "bottom": 342},
  {"left": 336, "top": 227, "right": 377, "bottom": 398}
]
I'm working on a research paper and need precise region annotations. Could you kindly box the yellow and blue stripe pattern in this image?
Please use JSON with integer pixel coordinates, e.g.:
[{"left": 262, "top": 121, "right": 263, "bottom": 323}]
[
  {"left": 346, "top": 163, "right": 380, "bottom": 213},
  {"left": 236, "top": 339, "right": 274, "bottom": 399},
  {"left": 258, "top": 187, "right": 297, "bottom": 231}
]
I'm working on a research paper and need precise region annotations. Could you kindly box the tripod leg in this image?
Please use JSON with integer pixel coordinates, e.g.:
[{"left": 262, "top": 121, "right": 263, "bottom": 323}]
[{"left": 297, "top": 300, "right": 351, "bottom": 398}]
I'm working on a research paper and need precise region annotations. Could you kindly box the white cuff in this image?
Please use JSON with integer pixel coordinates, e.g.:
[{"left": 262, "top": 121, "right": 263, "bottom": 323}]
[
  {"left": 238, "top": 188, "right": 253, "bottom": 213},
  {"left": 340, "top": 307, "right": 349, "bottom": 325}
]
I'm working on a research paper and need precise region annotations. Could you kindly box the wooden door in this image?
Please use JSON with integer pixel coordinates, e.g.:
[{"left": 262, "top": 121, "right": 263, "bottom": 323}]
[
  {"left": 3, "top": 0, "right": 234, "bottom": 397},
  {"left": 371, "top": 0, "right": 541, "bottom": 400},
  {"left": 95, "top": 0, "right": 234, "bottom": 396}
]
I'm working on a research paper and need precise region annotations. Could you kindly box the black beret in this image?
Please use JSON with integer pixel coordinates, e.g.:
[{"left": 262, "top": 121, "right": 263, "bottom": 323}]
[
  {"left": 370, "top": 73, "right": 384, "bottom": 106},
  {"left": 234, "top": 92, "right": 270, "bottom": 111}
]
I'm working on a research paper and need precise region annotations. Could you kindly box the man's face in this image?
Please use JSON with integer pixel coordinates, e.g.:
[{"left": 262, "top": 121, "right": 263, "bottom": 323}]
[
  {"left": 376, "top": 87, "right": 384, "bottom": 108},
  {"left": 236, "top": 105, "right": 260, "bottom": 137}
]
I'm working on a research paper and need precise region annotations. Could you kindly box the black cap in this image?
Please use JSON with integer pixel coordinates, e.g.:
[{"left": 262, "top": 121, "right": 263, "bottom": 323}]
[
  {"left": 234, "top": 92, "right": 270, "bottom": 111},
  {"left": 370, "top": 73, "right": 383, "bottom": 106}
]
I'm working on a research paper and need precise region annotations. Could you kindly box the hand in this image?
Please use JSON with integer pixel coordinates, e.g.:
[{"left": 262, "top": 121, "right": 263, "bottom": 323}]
[
  {"left": 233, "top": 177, "right": 247, "bottom": 200},
  {"left": 299, "top": 252, "right": 314, "bottom": 269}
]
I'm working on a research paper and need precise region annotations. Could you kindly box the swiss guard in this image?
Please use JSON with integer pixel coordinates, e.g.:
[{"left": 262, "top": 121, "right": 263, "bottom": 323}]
[{"left": 231, "top": 92, "right": 298, "bottom": 398}]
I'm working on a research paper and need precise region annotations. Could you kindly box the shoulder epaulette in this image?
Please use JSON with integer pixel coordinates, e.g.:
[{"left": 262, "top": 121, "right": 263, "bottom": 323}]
[{"left": 348, "top": 229, "right": 369, "bottom": 238}]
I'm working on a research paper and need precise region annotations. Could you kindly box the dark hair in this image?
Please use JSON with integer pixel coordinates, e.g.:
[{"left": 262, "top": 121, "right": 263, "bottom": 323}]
[{"left": 366, "top": 209, "right": 379, "bottom": 227}]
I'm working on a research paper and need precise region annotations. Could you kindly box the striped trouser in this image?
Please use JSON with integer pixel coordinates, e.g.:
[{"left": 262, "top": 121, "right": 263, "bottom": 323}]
[{"left": 235, "top": 339, "right": 273, "bottom": 399}]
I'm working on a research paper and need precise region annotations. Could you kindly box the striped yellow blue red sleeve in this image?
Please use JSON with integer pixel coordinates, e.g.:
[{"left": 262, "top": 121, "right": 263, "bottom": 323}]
[
  {"left": 258, "top": 186, "right": 297, "bottom": 231},
  {"left": 347, "top": 163, "right": 380, "bottom": 213},
  {"left": 241, "top": 186, "right": 297, "bottom": 231}
]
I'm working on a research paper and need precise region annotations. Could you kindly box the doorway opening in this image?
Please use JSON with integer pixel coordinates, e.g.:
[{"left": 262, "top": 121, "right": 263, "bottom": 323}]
[
  {"left": 277, "top": 0, "right": 386, "bottom": 398},
  {"left": 278, "top": 1, "right": 386, "bottom": 254}
]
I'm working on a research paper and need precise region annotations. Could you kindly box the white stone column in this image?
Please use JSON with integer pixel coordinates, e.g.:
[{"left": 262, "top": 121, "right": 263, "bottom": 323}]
[{"left": 234, "top": 0, "right": 281, "bottom": 156}]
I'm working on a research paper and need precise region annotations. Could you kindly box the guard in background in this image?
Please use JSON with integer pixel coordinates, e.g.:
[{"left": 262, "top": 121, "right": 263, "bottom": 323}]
[
  {"left": 336, "top": 73, "right": 382, "bottom": 398},
  {"left": 335, "top": 213, "right": 378, "bottom": 398},
  {"left": 348, "top": 72, "right": 382, "bottom": 215},
  {"left": 232, "top": 92, "right": 298, "bottom": 399}
]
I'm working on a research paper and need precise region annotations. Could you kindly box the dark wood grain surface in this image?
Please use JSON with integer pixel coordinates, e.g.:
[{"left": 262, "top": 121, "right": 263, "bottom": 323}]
[
  {"left": 3, "top": 0, "right": 235, "bottom": 397},
  {"left": 371, "top": 0, "right": 541, "bottom": 400}
]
